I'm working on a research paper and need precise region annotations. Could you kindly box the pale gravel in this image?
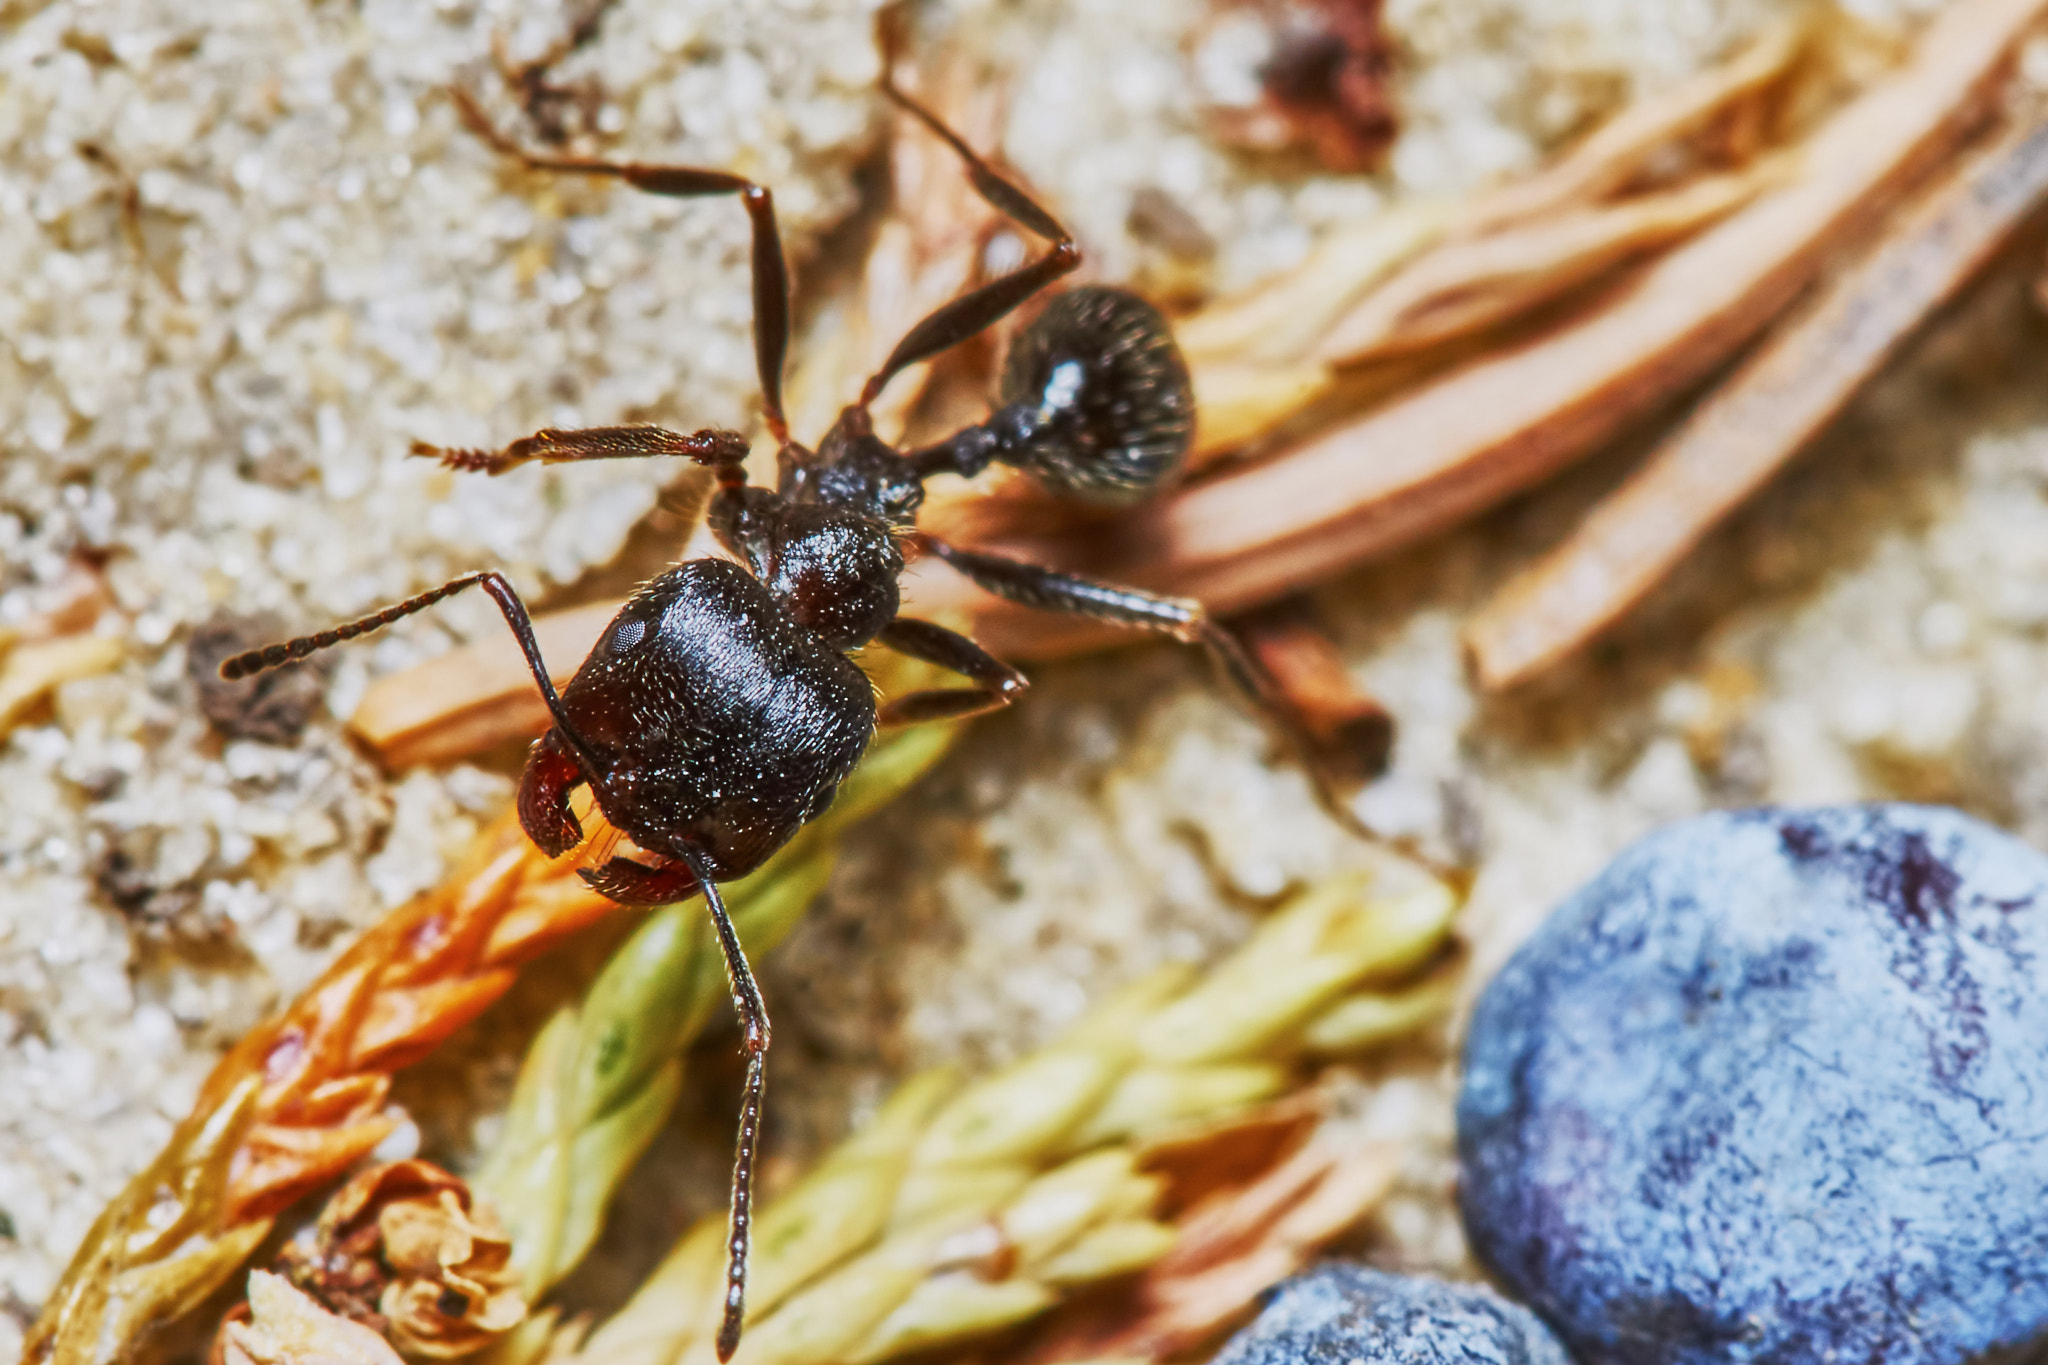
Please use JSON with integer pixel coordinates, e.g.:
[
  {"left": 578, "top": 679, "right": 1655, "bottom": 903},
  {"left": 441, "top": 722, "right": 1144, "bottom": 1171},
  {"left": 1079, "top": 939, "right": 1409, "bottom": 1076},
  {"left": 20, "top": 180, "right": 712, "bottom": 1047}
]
[
  {"left": 1, "top": 0, "right": 2026, "bottom": 1353},
  {"left": 0, "top": 0, "right": 880, "bottom": 1346}
]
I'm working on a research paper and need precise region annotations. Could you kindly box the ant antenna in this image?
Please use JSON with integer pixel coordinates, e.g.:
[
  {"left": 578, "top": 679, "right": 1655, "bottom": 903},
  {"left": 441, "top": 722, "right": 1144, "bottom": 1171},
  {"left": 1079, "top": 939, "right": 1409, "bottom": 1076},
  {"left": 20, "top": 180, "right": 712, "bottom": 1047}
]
[
  {"left": 217, "top": 570, "right": 606, "bottom": 777},
  {"left": 671, "top": 845, "right": 771, "bottom": 1363}
]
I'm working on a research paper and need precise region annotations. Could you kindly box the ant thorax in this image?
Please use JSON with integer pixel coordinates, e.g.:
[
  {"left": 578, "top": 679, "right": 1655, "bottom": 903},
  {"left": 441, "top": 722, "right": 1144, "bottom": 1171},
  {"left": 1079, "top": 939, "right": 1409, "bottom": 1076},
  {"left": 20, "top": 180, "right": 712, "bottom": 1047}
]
[
  {"left": 754, "top": 500, "right": 904, "bottom": 650},
  {"left": 784, "top": 411, "right": 928, "bottom": 526}
]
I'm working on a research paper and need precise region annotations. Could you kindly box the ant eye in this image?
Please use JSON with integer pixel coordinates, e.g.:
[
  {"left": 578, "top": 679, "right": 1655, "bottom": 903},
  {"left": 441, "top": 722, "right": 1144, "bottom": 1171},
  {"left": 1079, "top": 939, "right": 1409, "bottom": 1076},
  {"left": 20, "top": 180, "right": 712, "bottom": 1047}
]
[{"left": 609, "top": 618, "right": 647, "bottom": 653}]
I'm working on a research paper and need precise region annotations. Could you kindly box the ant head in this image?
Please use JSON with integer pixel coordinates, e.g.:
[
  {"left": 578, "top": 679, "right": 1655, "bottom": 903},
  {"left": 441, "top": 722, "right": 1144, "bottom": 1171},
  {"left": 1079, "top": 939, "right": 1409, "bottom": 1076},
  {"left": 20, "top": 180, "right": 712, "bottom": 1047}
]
[
  {"left": 997, "top": 286, "right": 1193, "bottom": 507},
  {"left": 514, "top": 560, "right": 879, "bottom": 882}
]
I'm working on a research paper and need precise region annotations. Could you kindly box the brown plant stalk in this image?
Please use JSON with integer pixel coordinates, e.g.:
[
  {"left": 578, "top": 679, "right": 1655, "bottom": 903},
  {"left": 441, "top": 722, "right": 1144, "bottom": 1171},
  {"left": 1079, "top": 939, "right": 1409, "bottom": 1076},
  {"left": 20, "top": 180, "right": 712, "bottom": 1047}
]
[
  {"left": 1466, "top": 95, "right": 2048, "bottom": 688},
  {"left": 1312, "top": 160, "right": 1784, "bottom": 366},
  {"left": 918, "top": 12, "right": 1817, "bottom": 548},
  {"left": 25, "top": 812, "right": 621, "bottom": 1365},
  {"left": 346, "top": 0, "right": 2031, "bottom": 766},
  {"left": 915, "top": 0, "right": 2045, "bottom": 657}
]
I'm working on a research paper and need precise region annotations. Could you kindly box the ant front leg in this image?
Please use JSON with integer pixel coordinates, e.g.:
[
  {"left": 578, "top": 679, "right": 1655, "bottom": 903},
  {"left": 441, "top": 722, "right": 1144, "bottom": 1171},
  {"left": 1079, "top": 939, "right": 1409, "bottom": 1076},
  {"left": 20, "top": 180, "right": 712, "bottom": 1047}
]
[
  {"left": 916, "top": 537, "right": 1386, "bottom": 843},
  {"left": 856, "top": 80, "right": 1081, "bottom": 409},
  {"left": 873, "top": 617, "right": 1029, "bottom": 725},
  {"left": 451, "top": 89, "right": 796, "bottom": 446}
]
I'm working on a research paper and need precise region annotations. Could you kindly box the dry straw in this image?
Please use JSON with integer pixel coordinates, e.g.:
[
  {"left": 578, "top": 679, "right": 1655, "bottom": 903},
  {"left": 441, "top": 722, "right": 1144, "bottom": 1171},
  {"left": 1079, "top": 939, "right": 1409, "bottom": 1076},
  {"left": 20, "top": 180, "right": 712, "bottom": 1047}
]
[
  {"left": 26, "top": 655, "right": 960, "bottom": 1365},
  {"left": 472, "top": 716, "right": 959, "bottom": 1297},
  {"left": 491, "top": 867, "right": 1459, "bottom": 1365}
]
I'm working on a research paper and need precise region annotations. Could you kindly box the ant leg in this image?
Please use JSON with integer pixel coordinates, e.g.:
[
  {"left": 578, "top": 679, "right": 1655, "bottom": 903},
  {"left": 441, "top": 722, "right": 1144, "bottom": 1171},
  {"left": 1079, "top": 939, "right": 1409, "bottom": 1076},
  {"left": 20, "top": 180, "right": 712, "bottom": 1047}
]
[
  {"left": 217, "top": 570, "right": 605, "bottom": 778},
  {"left": 412, "top": 424, "right": 750, "bottom": 490},
  {"left": 872, "top": 617, "right": 1029, "bottom": 725},
  {"left": 857, "top": 81, "right": 1081, "bottom": 407},
  {"left": 666, "top": 846, "right": 771, "bottom": 1364},
  {"left": 491, "top": 0, "right": 620, "bottom": 143},
  {"left": 451, "top": 90, "right": 794, "bottom": 446},
  {"left": 916, "top": 537, "right": 1389, "bottom": 845}
]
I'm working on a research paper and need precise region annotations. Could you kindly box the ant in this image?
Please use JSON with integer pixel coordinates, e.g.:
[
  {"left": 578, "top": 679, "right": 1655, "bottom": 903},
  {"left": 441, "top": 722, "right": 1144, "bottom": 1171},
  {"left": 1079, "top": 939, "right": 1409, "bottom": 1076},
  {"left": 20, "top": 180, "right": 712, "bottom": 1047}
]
[{"left": 222, "top": 72, "right": 1378, "bottom": 1362}]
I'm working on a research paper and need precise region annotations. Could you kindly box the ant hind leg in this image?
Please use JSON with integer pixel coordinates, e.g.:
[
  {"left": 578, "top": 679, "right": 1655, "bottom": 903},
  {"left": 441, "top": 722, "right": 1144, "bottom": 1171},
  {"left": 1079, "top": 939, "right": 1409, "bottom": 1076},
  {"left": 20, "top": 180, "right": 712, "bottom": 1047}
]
[
  {"left": 857, "top": 80, "right": 1082, "bottom": 408},
  {"left": 412, "top": 424, "right": 749, "bottom": 486},
  {"left": 449, "top": 89, "right": 795, "bottom": 445}
]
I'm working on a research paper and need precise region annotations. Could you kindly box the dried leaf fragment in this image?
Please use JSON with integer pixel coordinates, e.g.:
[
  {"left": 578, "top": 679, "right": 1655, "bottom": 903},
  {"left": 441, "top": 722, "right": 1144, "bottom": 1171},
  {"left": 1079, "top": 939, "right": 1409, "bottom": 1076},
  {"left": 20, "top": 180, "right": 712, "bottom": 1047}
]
[
  {"left": 0, "top": 632, "right": 123, "bottom": 736},
  {"left": 1205, "top": 0, "right": 1400, "bottom": 173},
  {"left": 218, "top": 1272, "right": 406, "bottom": 1365},
  {"left": 189, "top": 612, "right": 332, "bottom": 744}
]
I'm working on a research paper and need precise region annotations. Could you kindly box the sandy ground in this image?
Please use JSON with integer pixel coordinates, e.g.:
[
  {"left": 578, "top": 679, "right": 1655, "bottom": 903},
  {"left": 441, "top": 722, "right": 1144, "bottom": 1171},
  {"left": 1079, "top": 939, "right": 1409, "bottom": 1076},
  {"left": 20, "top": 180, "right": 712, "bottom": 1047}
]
[{"left": 13, "top": 0, "right": 2042, "bottom": 1353}]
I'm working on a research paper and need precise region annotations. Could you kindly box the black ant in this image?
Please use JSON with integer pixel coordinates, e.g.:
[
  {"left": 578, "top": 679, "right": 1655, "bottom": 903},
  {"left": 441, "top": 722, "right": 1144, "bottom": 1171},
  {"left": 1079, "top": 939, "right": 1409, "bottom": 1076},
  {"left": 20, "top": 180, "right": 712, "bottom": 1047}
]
[{"left": 222, "top": 76, "right": 1377, "bottom": 1362}]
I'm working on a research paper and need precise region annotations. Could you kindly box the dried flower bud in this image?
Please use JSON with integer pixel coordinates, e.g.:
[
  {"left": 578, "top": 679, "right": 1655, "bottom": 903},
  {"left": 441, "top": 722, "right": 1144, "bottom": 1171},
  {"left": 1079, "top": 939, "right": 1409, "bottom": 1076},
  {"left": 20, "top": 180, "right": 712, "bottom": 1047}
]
[
  {"left": 277, "top": 1160, "right": 526, "bottom": 1359},
  {"left": 375, "top": 1185, "right": 526, "bottom": 1356}
]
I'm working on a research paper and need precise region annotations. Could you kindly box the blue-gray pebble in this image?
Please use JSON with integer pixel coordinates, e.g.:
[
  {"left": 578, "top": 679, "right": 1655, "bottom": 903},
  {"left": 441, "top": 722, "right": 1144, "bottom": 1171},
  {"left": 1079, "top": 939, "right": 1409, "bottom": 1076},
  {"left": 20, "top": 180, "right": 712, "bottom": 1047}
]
[
  {"left": 1212, "top": 1264, "right": 1572, "bottom": 1365},
  {"left": 1459, "top": 804, "right": 2048, "bottom": 1365}
]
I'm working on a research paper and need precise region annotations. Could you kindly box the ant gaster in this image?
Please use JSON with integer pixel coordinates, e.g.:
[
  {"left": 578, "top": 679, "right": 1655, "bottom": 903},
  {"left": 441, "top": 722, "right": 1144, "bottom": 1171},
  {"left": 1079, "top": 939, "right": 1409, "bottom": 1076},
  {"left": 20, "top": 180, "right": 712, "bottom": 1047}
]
[{"left": 223, "top": 78, "right": 1372, "bottom": 1361}]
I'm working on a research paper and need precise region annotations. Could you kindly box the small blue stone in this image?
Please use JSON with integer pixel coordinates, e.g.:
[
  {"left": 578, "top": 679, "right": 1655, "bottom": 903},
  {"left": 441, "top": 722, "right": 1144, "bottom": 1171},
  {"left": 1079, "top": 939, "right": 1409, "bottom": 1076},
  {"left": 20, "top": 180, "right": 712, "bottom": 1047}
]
[
  {"left": 1459, "top": 804, "right": 2048, "bottom": 1365},
  {"left": 1211, "top": 1264, "right": 1572, "bottom": 1365}
]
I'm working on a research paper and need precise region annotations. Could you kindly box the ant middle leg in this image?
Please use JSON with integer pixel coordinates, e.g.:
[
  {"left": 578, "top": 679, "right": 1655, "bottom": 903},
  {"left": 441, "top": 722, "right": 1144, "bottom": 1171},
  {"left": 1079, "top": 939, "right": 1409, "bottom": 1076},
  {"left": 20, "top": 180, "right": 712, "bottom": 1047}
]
[
  {"left": 450, "top": 89, "right": 795, "bottom": 446},
  {"left": 916, "top": 537, "right": 1388, "bottom": 842},
  {"left": 856, "top": 80, "right": 1081, "bottom": 408},
  {"left": 872, "top": 617, "right": 1029, "bottom": 724}
]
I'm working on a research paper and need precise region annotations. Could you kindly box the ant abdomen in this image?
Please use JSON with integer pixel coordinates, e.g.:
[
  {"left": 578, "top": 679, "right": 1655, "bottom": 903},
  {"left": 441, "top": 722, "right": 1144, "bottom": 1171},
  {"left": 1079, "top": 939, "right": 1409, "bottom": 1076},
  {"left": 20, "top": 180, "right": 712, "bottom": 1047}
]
[{"left": 997, "top": 286, "right": 1194, "bottom": 506}]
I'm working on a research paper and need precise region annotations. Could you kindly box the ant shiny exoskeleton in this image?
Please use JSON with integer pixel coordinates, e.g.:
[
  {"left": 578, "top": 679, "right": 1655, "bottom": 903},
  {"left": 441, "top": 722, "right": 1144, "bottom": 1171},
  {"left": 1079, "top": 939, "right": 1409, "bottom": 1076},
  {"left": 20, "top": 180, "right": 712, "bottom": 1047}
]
[{"left": 222, "top": 77, "right": 1375, "bottom": 1361}]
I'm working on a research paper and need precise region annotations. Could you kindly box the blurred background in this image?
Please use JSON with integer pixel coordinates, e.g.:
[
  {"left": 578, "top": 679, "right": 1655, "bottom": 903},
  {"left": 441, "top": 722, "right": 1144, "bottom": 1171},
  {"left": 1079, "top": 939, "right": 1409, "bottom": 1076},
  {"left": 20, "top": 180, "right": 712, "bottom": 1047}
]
[{"left": 9, "top": 0, "right": 2046, "bottom": 1354}]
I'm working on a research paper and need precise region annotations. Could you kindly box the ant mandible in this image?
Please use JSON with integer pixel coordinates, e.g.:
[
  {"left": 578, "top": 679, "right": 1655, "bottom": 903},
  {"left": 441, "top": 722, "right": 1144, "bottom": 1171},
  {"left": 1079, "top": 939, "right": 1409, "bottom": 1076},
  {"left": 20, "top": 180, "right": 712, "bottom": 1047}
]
[{"left": 223, "top": 75, "right": 1370, "bottom": 1362}]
